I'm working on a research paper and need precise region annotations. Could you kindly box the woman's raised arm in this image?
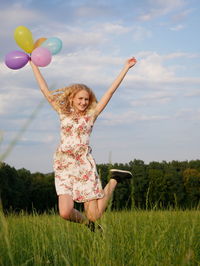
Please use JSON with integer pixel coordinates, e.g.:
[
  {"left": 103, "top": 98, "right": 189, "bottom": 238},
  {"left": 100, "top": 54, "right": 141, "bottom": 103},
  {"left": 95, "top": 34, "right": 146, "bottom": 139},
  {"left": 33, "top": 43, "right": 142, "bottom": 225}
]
[
  {"left": 29, "top": 60, "right": 58, "bottom": 111},
  {"left": 95, "top": 57, "right": 137, "bottom": 117}
]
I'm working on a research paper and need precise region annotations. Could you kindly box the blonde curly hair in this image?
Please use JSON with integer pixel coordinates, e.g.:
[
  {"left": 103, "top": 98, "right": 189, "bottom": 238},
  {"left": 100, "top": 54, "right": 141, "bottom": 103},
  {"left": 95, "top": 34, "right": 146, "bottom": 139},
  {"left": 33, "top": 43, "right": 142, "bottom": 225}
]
[{"left": 50, "top": 84, "right": 97, "bottom": 115}]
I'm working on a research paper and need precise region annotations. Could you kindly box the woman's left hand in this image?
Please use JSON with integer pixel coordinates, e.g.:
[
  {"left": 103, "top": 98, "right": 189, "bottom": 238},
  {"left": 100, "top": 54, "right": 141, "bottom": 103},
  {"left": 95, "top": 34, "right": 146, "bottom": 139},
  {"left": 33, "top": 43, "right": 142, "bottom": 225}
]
[{"left": 126, "top": 57, "right": 137, "bottom": 68}]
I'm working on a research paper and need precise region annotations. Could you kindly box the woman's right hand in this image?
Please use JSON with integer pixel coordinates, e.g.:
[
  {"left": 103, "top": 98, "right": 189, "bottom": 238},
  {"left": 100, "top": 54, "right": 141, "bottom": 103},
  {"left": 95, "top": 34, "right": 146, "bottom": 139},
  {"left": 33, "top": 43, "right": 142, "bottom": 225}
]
[{"left": 126, "top": 57, "right": 137, "bottom": 69}]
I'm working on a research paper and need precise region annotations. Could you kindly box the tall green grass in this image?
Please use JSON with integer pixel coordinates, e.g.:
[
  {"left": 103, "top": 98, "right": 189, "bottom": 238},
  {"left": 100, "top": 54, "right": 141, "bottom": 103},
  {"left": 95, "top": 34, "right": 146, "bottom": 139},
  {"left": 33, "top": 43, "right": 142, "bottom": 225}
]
[{"left": 0, "top": 210, "right": 199, "bottom": 266}]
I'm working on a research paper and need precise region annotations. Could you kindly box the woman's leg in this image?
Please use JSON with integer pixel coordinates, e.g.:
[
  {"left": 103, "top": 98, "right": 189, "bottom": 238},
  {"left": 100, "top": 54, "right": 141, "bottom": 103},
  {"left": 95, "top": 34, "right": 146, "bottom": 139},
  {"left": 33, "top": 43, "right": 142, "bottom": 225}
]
[
  {"left": 84, "top": 178, "right": 117, "bottom": 222},
  {"left": 84, "top": 169, "right": 133, "bottom": 222},
  {"left": 59, "top": 194, "right": 87, "bottom": 223}
]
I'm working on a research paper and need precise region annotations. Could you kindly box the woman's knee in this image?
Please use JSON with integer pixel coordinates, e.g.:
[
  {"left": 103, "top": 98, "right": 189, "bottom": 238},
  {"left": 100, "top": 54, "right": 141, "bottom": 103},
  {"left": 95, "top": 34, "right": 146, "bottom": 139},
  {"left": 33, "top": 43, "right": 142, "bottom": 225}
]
[
  {"left": 58, "top": 194, "right": 74, "bottom": 220},
  {"left": 59, "top": 208, "right": 73, "bottom": 220}
]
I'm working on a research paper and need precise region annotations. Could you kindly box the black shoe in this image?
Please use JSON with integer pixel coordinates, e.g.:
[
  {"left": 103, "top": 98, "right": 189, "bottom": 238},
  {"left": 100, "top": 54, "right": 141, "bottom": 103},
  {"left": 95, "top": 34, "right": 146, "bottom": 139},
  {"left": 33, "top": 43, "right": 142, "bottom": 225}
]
[
  {"left": 86, "top": 221, "right": 104, "bottom": 233},
  {"left": 110, "top": 169, "right": 133, "bottom": 183}
]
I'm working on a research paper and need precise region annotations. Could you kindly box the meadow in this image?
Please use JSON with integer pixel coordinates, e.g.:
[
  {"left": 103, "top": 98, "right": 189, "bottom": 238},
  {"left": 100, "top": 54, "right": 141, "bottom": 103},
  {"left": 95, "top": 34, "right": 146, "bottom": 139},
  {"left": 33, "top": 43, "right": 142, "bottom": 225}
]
[{"left": 0, "top": 209, "right": 199, "bottom": 266}]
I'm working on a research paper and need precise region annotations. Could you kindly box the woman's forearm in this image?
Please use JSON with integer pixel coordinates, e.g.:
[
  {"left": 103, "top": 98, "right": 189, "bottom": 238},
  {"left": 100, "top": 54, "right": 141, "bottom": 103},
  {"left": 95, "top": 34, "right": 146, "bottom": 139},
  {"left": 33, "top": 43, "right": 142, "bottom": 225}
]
[
  {"left": 29, "top": 61, "right": 57, "bottom": 110},
  {"left": 30, "top": 62, "right": 49, "bottom": 93},
  {"left": 107, "top": 65, "right": 130, "bottom": 96},
  {"left": 95, "top": 57, "right": 136, "bottom": 116}
]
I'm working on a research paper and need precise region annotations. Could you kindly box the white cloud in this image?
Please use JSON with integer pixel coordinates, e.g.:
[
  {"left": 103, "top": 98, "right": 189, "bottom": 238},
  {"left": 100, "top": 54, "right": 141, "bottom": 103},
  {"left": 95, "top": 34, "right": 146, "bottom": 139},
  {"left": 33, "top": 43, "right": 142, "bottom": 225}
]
[
  {"left": 184, "top": 90, "right": 200, "bottom": 97},
  {"left": 74, "top": 5, "right": 111, "bottom": 18},
  {"left": 163, "top": 52, "right": 200, "bottom": 60},
  {"left": 138, "top": 0, "right": 187, "bottom": 21},
  {"left": 131, "top": 91, "right": 175, "bottom": 106},
  {"left": 175, "top": 108, "right": 193, "bottom": 118},
  {"left": 0, "top": 82, "right": 40, "bottom": 115},
  {"left": 100, "top": 110, "right": 169, "bottom": 125},
  {"left": 131, "top": 52, "right": 175, "bottom": 82},
  {"left": 172, "top": 8, "right": 193, "bottom": 23},
  {"left": 132, "top": 26, "right": 152, "bottom": 41},
  {"left": 170, "top": 24, "right": 185, "bottom": 31},
  {"left": 98, "top": 23, "right": 131, "bottom": 34},
  {"left": 46, "top": 51, "right": 123, "bottom": 88},
  {"left": 174, "top": 108, "right": 200, "bottom": 121},
  {"left": 57, "top": 26, "right": 107, "bottom": 51},
  {"left": 19, "top": 132, "right": 57, "bottom": 145},
  {"left": 0, "top": 4, "right": 44, "bottom": 39},
  {"left": 28, "top": 22, "right": 134, "bottom": 54},
  {"left": 124, "top": 51, "right": 200, "bottom": 87}
]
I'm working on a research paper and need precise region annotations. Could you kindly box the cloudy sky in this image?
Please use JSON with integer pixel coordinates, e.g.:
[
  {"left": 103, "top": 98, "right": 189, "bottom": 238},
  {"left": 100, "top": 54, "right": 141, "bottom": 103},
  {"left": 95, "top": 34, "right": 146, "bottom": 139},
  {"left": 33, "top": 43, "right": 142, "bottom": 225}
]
[{"left": 1, "top": 0, "right": 200, "bottom": 173}]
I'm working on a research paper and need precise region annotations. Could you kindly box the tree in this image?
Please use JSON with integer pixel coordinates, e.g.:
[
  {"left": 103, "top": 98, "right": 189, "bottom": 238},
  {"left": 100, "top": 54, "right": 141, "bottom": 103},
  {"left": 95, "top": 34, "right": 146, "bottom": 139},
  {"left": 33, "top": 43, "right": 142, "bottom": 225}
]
[
  {"left": 0, "top": 162, "right": 22, "bottom": 212},
  {"left": 129, "top": 160, "right": 148, "bottom": 209},
  {"left": 30, "top": 172, "right": 57, "bottom": 213},
  {"left": 162, "top": 167, "right": 185, "bottom": 208},
  {"left": 183, "top": 169, "right": 200, "bottom": 207}
]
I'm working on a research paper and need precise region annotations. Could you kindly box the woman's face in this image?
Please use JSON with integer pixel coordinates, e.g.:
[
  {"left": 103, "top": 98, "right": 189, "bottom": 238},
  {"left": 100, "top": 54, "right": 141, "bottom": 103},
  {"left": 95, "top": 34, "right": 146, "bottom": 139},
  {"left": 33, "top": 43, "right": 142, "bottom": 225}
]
[{"left": 72, "top": 90, "right": 90, "bottom": 112}]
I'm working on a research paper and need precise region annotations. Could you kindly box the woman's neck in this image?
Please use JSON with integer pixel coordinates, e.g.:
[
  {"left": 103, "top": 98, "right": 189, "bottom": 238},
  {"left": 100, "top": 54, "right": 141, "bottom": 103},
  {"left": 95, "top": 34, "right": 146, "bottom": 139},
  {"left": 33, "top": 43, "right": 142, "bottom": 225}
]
[{"left": 72, "top": 109, "right": 87, "bottom": 117}]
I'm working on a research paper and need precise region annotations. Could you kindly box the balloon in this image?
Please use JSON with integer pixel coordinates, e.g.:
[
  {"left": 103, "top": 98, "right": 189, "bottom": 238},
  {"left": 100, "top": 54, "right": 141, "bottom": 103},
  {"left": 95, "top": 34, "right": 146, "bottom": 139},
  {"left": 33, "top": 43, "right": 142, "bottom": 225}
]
[
  {"left": 14, "top": 26, "right": 34, "bottom": 53},
  {"left": 41, "top": 37, "right": 62, "bottom": 55},
  {"left": 5, "top": 50, "right": 30, "bottom": 70},
  {"left": 31, "top": 47, "right": 52, "bottom": 67},
  {"left": 34, "top": 37, "right": 47, "bottom": 49}
]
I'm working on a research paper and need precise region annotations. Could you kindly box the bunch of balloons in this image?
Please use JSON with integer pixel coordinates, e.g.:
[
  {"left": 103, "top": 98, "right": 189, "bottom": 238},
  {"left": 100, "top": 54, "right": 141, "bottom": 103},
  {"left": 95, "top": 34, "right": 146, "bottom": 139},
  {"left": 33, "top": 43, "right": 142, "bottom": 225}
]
[{"left": 5, "top": 26, "right": 62, "bottom": 70}]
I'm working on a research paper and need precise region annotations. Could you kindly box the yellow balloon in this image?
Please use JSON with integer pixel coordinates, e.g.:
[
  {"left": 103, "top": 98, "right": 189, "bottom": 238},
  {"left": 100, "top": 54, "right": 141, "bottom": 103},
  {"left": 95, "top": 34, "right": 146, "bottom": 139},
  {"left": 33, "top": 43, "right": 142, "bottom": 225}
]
[{"left": 14, "top": 26, "right": 34, "bottom": 53}]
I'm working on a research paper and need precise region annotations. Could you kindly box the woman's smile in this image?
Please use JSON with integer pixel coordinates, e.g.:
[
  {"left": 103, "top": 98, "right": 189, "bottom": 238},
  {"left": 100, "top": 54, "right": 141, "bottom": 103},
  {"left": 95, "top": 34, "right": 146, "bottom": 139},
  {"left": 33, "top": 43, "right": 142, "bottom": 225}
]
[{"left": 73, "top": 90, "right": 90, "bottom": 112}]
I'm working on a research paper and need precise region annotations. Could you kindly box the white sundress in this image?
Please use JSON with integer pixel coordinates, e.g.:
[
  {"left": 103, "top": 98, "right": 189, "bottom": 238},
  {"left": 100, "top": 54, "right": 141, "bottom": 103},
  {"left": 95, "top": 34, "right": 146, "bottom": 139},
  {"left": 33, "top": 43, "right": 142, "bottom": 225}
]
[{"left": 53, "top": 111, "right": 104, "bottom": 203}]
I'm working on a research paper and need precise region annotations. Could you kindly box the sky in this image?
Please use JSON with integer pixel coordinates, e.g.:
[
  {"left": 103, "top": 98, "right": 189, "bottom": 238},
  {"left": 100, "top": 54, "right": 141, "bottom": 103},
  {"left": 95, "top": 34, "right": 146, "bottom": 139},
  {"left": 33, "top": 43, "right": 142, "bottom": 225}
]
[{"left": 1, "top": 0, "right": 200, "bottom": 173}]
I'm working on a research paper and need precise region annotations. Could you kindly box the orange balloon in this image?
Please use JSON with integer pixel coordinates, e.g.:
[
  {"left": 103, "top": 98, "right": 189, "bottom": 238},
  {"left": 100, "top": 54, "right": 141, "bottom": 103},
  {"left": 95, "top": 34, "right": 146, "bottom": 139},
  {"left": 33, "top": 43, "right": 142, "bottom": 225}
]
[{"left": 34, "top": 38, "right": 47, "bottom": 49}]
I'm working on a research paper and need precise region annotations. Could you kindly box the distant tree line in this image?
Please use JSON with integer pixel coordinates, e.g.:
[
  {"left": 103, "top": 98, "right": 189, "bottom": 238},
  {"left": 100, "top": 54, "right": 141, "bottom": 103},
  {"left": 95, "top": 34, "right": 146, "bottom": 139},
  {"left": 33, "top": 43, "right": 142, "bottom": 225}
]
[{"left": 0, "top": 159, "right": 200, "bottom": 213}]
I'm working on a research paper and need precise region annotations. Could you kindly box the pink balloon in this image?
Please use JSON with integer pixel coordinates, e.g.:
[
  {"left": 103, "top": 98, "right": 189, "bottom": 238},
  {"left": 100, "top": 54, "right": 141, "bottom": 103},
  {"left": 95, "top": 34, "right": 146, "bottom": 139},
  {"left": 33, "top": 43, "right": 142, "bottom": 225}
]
[{"left": 31, "top": 47, "right": 52, "bottom": 67}]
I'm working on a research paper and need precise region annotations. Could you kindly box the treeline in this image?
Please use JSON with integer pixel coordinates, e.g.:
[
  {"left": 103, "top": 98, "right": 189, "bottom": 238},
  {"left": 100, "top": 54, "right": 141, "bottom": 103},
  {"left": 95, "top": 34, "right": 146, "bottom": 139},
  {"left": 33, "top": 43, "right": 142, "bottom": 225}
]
[{"left": 0, "top": 159, "right": 200, "bottom": 213}]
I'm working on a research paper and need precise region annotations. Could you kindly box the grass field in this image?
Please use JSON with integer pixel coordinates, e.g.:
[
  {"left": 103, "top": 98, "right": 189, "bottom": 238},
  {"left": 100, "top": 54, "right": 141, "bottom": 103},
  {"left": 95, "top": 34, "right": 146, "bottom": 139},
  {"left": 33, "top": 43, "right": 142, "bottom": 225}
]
[{"left": 0, "top": 210, "right": 199, "bottom": 266}]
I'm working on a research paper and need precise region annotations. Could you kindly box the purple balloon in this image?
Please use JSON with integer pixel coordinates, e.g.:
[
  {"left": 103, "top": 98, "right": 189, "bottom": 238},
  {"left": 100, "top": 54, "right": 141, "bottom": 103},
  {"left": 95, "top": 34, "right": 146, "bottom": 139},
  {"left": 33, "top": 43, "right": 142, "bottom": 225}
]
[
  {"left": 31, "top": 47, "right": 52, "bottom": 67},
  {"left": 5, "top": 50, "right": 30, "bottom": 70}
]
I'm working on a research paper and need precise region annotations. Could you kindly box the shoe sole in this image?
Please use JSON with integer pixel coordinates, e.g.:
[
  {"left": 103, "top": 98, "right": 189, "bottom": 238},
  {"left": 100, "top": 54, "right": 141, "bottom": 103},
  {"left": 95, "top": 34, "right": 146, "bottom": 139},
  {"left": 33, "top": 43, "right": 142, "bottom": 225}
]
[
  {"left": 110, "top": 169, "right": 133, "bottom": 179},
  {"left": 110, "top": 169, "right": 132, "bottom": 175}
]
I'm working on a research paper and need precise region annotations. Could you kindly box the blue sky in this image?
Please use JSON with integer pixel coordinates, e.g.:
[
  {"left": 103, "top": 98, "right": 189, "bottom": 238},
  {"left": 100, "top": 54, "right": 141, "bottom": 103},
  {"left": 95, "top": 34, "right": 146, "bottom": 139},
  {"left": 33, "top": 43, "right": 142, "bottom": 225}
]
[{"left": 1, "top": 0, "right": 200, "bottom": 173}]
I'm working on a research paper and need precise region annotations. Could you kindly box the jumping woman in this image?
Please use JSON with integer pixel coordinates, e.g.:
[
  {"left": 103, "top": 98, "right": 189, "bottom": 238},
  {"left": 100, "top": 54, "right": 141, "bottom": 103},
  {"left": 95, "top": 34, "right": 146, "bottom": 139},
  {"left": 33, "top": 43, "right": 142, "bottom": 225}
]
[{"left": 30, "top": 57, "right": 137, "bottom": 231}]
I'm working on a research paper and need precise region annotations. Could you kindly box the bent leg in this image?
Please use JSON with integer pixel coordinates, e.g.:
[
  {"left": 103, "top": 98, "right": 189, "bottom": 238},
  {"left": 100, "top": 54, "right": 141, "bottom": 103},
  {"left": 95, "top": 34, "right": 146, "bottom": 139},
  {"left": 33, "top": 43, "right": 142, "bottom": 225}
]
[
  {"left": 97, "top": 178, "right": 117, "bottom": 213},
  {"left": 59, "top": 194, "right": 87, "bottom": 223},
  {"left": 84, "top": 179, "right": 117, "bottom": 221}
]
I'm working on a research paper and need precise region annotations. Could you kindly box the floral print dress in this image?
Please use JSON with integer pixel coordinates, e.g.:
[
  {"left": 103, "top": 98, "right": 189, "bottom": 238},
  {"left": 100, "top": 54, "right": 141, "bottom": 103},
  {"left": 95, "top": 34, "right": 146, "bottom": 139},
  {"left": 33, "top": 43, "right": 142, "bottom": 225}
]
[{"left": 53, "top": 112, "right": 104, "bottom": 202}]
